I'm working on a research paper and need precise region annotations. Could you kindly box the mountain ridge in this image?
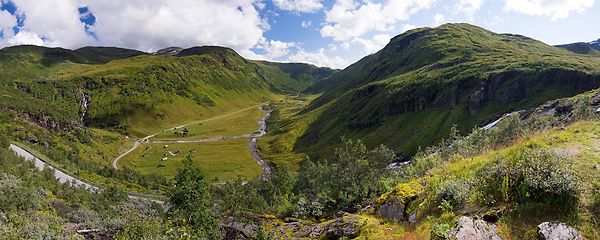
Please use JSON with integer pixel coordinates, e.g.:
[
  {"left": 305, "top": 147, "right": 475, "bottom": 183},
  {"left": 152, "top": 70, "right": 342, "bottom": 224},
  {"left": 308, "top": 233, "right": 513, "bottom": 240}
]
[{"left": 278, "top": 23, "right": 600, "bottom": 159}]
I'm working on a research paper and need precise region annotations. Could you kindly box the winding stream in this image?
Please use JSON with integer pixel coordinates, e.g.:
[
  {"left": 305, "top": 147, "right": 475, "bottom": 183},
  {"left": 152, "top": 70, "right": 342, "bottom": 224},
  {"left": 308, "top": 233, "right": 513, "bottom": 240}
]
[{"left": 113, "top": 104, "right": 273, "bottom": 180}]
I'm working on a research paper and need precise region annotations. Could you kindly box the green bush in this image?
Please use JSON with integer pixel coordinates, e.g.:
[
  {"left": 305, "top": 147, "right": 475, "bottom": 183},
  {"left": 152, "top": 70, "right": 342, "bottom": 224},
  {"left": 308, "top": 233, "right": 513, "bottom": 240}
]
[
  {"left": 436, "top": 179, "right": 471, "bottom": 208},
  {"left": 291, "top": 197, "right": 323, "bottom": 219},
  {"left": 477, "top": 147, "right": 580, "bottom": 212}
]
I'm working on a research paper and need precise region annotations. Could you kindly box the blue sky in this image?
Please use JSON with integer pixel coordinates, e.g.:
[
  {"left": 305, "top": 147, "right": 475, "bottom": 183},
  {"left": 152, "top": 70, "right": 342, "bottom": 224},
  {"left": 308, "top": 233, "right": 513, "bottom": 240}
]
[{"left": 0, "top": 0, "right": 597, "bottom": 69}]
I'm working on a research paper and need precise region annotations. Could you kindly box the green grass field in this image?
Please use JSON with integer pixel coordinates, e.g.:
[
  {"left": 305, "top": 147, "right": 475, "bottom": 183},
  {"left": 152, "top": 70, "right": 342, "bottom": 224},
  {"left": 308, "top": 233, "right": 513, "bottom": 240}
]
[
  {"left": 151, "top": 106, "right": 267, "bottom": 140},
  {"left": 119, "top": 138, "right": 262, "bottom": 181}
]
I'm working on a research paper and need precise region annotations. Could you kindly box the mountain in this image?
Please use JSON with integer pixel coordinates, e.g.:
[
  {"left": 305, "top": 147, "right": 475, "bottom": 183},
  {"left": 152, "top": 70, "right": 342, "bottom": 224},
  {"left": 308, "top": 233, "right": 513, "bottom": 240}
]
[
  {"left": 0, "top": 45, "right": 336, "bottom": 138},
  {"left": 556, "top": 38, "right": 600, "bottom": 52},
  {"left": 285, "top": 23, "right": 600, "bottom": 159}
]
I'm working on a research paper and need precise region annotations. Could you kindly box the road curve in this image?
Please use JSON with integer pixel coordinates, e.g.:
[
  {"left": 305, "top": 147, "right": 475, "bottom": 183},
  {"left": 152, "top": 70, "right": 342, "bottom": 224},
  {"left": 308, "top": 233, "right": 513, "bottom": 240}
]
[
  {"left": 11, "top": 143, "right": 167, "bottom": 202},
  {"left": 10, "top": 144, "right": 98, "bottom": 190},
  {"left": 112, "top": 103, "right": 268, "bottom": 170}
]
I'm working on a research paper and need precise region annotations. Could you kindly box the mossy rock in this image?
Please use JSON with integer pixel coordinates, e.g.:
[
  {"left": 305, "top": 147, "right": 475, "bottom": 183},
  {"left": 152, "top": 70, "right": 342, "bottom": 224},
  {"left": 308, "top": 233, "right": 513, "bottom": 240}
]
[{"left": 375, "top": 182, "right": 423, "bottom": 208}]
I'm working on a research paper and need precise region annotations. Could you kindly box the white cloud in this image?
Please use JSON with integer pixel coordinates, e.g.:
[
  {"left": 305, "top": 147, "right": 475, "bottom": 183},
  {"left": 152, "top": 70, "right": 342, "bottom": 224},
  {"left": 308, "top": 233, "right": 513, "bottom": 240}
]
[
  {"left": 401, "top": 24, "right": 417, "bottom": 33},
  {"left": 254, "top": 37, "right": 296, "bottom": 59},
  {"left": 433, "top": 14, "right": 446, "bottom": 26},
  {"left": 320, "top": 0, "right": 436, "bottom": 41},
  {"left": 328, "top": 43, "right": 337, "bottom": 51},
  {"left": 302, "top": 21, "right": 311, "bottom": 28},
  {"left": 484, "top": 15, "right": 504, "bottom": 26},
  {"left": 503, "top": 0, "right": 594, "bottom": 21},
  {"left": 272, "top": 0, "right": 323, "bottom": 13},
  {"left": 5, "top": 0, "right": 96, "bottom": 48},
  {"left": 341, "top": 41, "right": 351, "bottom": 50},
  {"left": 0, "top": 9, "right": 17, "bottom": 30},
  {"left": 454, "top": 0, "right": 485, "bottom": 21},
  {"left": 0, "top": 0, "right": 271, "bottom": 53},
  {"left": 352, "top": 34, "right": 390, "bottom": 53},
  {"left": 8, "top": 31, "right": 44, "bottom": 45},
  {"left": 288, "top": 47, "right": 348, "bottom": 69},
  {"left": 85, "top": 0, "right": 268, "bottom": 52},
  {"left": 255, "top": 1, "right": 266, "bottom": 10}
]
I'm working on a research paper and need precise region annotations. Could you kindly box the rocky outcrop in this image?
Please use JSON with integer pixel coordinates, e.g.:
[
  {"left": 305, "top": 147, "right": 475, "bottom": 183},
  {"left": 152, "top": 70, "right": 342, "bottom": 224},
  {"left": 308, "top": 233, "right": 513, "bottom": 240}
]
[
  {"left": 537, "top": 222, "right": 583, "bottom": 240},
  {"left": 375, "top": 182, "right": 423, "bottom": 222},
  {"left": 448, "top": 216, "right": 502, "bottom": 240},
  {"left": 274, "top": 212, "right": 376, "bottom": 239},
  {"left": 219, "top": 212, "right": 277, "bottom": 240},
  {"left": 14, "top": 110, "right": 83, "bottom": 133}
]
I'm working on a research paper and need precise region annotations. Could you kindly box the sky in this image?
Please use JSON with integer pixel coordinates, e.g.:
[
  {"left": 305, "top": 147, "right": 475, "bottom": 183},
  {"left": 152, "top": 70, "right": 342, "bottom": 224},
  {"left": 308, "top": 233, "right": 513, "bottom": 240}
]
[{"left": 0, "top": 0, "right": 598, "bottom": 69}]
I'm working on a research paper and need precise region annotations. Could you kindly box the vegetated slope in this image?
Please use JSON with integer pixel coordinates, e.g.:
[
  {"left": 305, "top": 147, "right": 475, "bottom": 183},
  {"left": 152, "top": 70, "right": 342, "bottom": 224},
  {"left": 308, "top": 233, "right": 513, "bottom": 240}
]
[
  {"left": 74, "top": 46, "right": 336, "bottom": 135},
  {"left": 556, "top": 38, "right": 600, "bottom": 51},
  {"left": 558, "top": 43, "right": 600, "bottom": 57},
  {"left": 0, "top": 45, "right": 336, "bottom": 137},
  {"left": 293, "top": 23, "right": 600, "bottom": 159}
]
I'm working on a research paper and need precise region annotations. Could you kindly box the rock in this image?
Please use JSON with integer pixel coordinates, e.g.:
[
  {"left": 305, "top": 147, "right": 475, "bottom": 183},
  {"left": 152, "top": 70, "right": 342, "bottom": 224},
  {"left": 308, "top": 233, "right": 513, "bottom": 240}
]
[
  {"left": 375, "top": 181, "right": 423, "bottom": 223},
  {"left": 537, "top": 222, "right": 583, "bottom": 240},
  {"left": 377, "top": 198, "right": 405, "bottom": 222},
  {"left": 274, "top": 212, "right": 376, "bottom": 239},
  {"left": 375, "top": 182, "right": 422, "bottom": 207},
  {"left": 408, "top": 210, "right": 418, "bottom": 223},
  {"left": 448, "top": 216, "right": 502, "bottom": 240}
]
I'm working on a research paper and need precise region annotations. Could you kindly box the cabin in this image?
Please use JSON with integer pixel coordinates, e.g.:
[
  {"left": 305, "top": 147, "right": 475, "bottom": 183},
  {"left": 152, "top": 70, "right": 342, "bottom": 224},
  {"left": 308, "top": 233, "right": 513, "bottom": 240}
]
[
  {"left": 145, "top": 146, "right": 151, "bottom": 150},
  {"left": 162, "top": 157, "right": 168, "bottom": 161},
  {"left": 143, "top": 154, "right": 149, "bottom": 157},
  {"left": 164, "top": 145, "right": 168, "bottom": 148},
  {"left": 190, "top": 149, "right": 197, "bottom": 152}
]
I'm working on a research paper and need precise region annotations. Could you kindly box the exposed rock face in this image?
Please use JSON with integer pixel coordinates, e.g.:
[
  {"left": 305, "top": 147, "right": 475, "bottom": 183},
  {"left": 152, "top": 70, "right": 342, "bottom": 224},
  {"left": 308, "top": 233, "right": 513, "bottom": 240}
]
[
  {"left": 447, "top": 216, "right": 502, "bottom": 240},
  {"left": 15, "top": 110, "right": 83, "bottom": 133},
  {"left": 537, "top": 222, "right": 583, "bottom": 240},
  {"left": 377, "top": 198, "right": 405, "bottom": 222}
]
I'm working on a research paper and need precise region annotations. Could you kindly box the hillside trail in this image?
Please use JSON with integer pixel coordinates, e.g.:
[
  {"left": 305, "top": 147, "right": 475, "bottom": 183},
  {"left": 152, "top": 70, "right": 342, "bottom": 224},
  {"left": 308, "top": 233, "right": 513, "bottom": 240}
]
[{"left": 112, "top": 103, "right": 273, "bottom": 179}]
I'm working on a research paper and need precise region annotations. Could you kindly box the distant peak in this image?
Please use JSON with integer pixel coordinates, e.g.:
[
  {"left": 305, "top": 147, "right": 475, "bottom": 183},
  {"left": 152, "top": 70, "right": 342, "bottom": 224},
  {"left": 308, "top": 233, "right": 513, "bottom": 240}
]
[{"left": 153, "top": 47, "right": 184, "bottom": 56}]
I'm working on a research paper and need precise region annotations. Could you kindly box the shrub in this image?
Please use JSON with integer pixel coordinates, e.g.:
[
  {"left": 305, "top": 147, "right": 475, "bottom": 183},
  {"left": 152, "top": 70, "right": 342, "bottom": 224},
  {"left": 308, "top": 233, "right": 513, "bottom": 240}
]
[
  {"left": 436, "top": 179, "right": 472, "bottom": 209},
  {"left": 292, "top": 197, "right": 323, "bottom": 219},
  {"left": 477, "top": 147, "right": 580, "bottom": 211}
]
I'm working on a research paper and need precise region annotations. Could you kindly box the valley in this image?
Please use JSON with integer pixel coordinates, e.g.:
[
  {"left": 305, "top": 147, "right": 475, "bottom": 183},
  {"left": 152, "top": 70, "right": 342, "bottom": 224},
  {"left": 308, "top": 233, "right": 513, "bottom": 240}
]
[{"left": 1, "top": 23, "right": 600, "bottom": 239}]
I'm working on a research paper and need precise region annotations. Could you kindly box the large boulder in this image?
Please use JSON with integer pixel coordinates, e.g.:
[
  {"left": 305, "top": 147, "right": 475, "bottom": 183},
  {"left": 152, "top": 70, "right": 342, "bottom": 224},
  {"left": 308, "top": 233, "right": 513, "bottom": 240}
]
[
  {"left": 375, "top": 182, "right": 423, "bottom": 222},
  {"left": 377, "top": 198, "right": 405, "bottom": 222},
  {"left": 448, "top": 216, "right": 502, "bottom": 240},
  {"left": 537, "top": 222, "right": 583, "bottom": 240}
]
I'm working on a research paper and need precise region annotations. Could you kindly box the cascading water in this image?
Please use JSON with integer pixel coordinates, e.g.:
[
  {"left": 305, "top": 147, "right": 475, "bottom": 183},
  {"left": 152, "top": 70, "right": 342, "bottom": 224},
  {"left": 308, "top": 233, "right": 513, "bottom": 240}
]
[{"left": 78, "top": 89, "right": 89, "bottom": 122}]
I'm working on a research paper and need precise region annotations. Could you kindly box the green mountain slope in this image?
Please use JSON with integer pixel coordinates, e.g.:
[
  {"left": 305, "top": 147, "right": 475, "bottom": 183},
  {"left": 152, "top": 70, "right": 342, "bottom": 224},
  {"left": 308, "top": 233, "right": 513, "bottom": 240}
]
[
  {"left": 292, "top": 23, "right": 600, "bottom": 159},
  {"left": 0, "top": 45, "right": 335, "bottom": 137}
]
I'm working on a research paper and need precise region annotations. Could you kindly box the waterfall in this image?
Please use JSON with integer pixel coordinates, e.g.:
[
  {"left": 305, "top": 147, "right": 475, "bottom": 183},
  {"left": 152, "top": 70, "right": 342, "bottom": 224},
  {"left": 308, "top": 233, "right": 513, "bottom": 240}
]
[{"left": 79, "top": 89, "right": 89, "bottom": 122}]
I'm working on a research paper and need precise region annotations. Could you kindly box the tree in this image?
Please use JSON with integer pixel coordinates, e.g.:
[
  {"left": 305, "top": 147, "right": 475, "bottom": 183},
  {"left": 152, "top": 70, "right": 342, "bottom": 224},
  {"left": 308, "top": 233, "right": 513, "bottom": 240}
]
[{"left": 167, "top": 154, "right": 220, "bottom": 238}]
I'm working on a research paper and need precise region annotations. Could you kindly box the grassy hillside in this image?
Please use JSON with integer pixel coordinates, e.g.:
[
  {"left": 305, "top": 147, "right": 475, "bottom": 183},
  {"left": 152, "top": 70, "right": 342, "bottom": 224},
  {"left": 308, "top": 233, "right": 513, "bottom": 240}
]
[
  {"left": 284, "top": 23, "right": 600, "bottom": 160},
  {"left": 0, "top": 45, "right": 335, "bottom": 135},
  {"left": 0, "top": 44, "right": 335, "bottom": 189}
]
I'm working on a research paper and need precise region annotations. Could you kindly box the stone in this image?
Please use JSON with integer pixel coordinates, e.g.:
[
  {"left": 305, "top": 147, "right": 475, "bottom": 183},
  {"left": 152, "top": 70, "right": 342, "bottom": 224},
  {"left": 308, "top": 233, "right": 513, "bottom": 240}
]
[
  {"left": 377, "top": 198, "right": 405, "bottom": 222},
  {"left": 537, "top": 221, "right": 583, "bottom": 240},
  {"left": 274, "top": 212, "right": 374, "bottom": 239},
  {"left": 448, "top": 216, "right": 502, "bottom": 240}
]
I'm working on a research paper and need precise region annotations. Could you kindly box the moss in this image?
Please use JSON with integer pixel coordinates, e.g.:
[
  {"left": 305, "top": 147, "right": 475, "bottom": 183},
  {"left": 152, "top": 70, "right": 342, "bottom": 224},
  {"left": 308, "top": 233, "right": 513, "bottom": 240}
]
[{"left": 375, "top": 181, "right": 423, "bottom": 207}]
